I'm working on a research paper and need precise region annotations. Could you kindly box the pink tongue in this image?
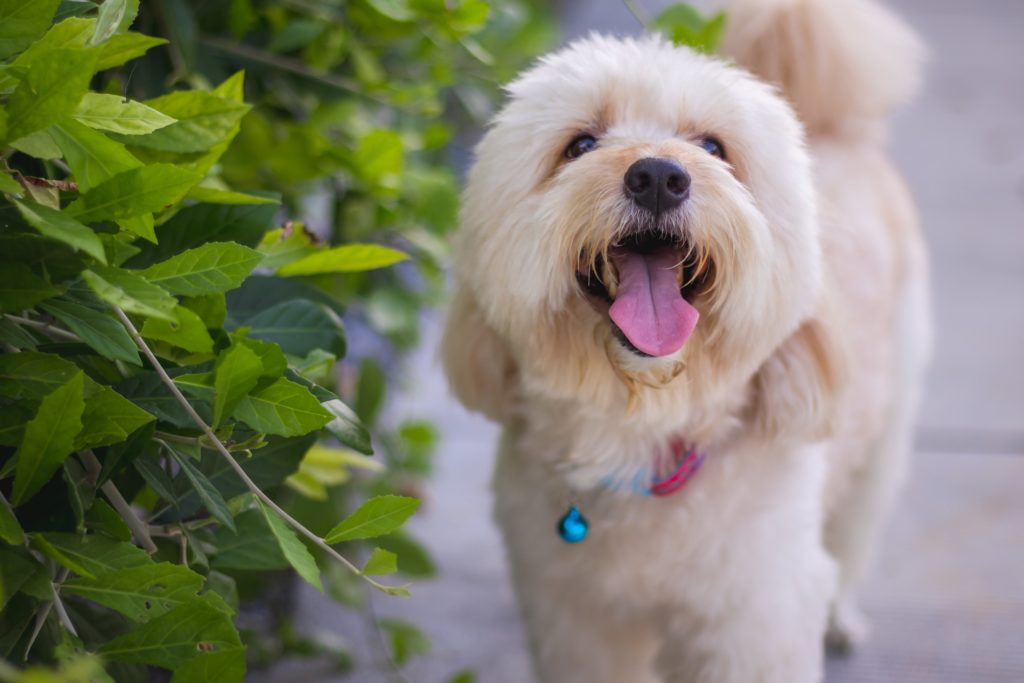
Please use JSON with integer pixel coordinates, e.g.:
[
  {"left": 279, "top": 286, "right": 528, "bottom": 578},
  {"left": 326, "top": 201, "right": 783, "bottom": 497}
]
[{"left": 608, "top": 247, "right": 699, "bottom": 357}]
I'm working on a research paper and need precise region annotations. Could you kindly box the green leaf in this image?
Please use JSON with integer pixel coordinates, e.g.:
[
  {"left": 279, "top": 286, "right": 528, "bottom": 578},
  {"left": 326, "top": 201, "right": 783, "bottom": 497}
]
[
  {"left": 9, "top": 129, "right": 62, "bottom": 159},
  {"left": 165, "top": 445, "right": 236, "bottom": 532},
  {"left": 324, "top": 495, "right": 420, "bottom": 544},
  {"left": 66, "top": 164, "right": 202, "bottom": 222},
  {"left": 378, "top": 617, "right": 430, "bottom": 666},
  {"left": 95, "top": 32, "right": 167, "bottom": 71},
  {"left": 49, "top": 120, "right": 143, "bottom": 192},
  {"left": 130, "top": 202, "right": 277, "bottom": 268},
  {"left": 0, "top": 169, "right": 21, "bottom": 196},
  {"left": 12, "top": 199, "right": 107, "bottom": 263},
  {"left": 34, "top": 532, "right": 150, "bottom": 576},
  {"left": 122, "top": 91, "right": 251, "bottom": 153},
  {"left": 0, "top": 0, "right": 61, "bottom": 59},
  {"left": 361, "top": 547, "right": 397, "bottom": 576},
  {"left": 0, "top": 316, "right": 37, "bottom": 350},
  {"left": 376, "top": 532, "right": 437, "bottom": 579},
  {"left": 278, "top": 244, "right": 408, "bottom": 276},
  {"left": 322, "top": 399, "right": 373, "bottom": 455},
  {"left": 650, "top": 4, "right": 726, "bottom": 54},
  {"left": 82, "top": 265, "right": 179, "bottom": 322},
  {"left": 32, "top": 533, "right": 96, "bottom": 578},
  {"left": 0, "top": 264, "right": 62, "bottom": 313},
  {"left": 76, "top": 386, "right": 155, "bottom": 450},
  {"left": 210, "top": 509, "right": 287, "bottom": 571},
  {"left": 256, "top": 226, "right": 317, "bottom": 270},
  {"left": 232, "top": 378, "right": 333, "bottom": 437},
  {"left": 117, "top": 212, "right": 156, "bottom": 242},
  {"left": 186, "top": 186, "right": 279, "bottom": 206},
  {"left": 0, "top": 495, "right": 24, "bottom": 545},
  {"left": 142, "top": 306, "right": 214, "bottom": 354},
  {"left": 98, "top": 594, "right": 243, "bottom": 668},
  {"left": 0, "top": 546, "right": 38, "bottom": 609},
  {"left": 63, "top": 562, "right": 205, "bottom": 623},
  {"left": 258, "top": 502, "right": 321, "bottom": 591},
  {"left": 354, "top": 129, "right": 403, "bottom": 185},
  {"left": 3, "top": 48, "right": 97, "bottom": 143},
  {"left": 170, "top": 648, "right": 246, "bottom": 683},
  {"left": 90, "top": 0, "right": 129, "bottom": 46},
  {"left": 73, "top": 93, "right": 178, "bottom": 135},
  {"left": 40, "top": 299, "right": 140, "bottom": 364},
  {"left": 212, "top": 343, "right": 262, "bottom": 426},
  {"left": 242, "top": 299, "right": 345, "bottom": 357},
  {"left": 85, "top": 499, "right": 132, "bottom": 541},
  {"left": 11, "top": 372, "right": 85, "bottom": 506},
  {"left": 0, "top": 351, "right": 92, "bottom": 399},
  {"left": 140, "top": 242, "right": 263, "bottom": 296},
  {"left": 182, "top": 293, "right": 226, "bottom": 329}
]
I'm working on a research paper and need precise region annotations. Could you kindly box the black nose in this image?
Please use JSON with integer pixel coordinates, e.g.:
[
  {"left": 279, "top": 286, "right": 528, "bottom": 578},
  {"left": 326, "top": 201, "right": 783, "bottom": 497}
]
[{"left": 624, "top": 157, "right": 690, "bottom": 214}]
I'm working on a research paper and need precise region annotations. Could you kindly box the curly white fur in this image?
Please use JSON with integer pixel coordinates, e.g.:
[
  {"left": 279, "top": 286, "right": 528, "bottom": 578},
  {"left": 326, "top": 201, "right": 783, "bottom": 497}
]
[{"left": 442, "top": 1, "right": 929, "bottom": 680}]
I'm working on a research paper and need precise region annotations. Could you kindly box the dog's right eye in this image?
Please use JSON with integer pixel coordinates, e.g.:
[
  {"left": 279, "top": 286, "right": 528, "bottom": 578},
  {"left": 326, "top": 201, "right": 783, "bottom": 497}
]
[{"left": 565, "top": 134, "right": 598, "bottom": 160}]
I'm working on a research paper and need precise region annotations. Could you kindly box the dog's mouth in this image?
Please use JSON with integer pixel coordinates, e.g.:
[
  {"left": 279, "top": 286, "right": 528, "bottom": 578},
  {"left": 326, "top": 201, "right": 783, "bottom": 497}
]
[{"left": 577, "top": 232, "right": 714, "bottom": 358}]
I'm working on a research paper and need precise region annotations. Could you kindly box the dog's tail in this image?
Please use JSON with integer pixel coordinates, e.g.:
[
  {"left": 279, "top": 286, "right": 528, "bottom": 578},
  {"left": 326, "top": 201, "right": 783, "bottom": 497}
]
[{"left": 721, "top": 0, "right": 925, "bottom": 139}]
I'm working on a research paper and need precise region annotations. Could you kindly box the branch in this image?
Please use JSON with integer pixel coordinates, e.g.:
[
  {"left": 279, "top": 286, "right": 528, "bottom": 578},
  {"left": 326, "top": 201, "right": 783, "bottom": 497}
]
[
  {"left": 23, "top": 568, "right": 69, "bottom": 660},
  {"left": 49, "top": 579, "right": 77, "bottom": 637},
  {"left": 622, "top": 0, "right": 650, "bottom": 27},
  {"left": 5, "top": 314, "right": 80, "bottom": 342},
  {"left": 198, "top": 36, "right": 390, "bottom": 105},
  {"left": 79, "top": 450, "right": 158, "bottom": 554},
  {"left": 112, "top": 306, "right": 401, "bottom": 593}
]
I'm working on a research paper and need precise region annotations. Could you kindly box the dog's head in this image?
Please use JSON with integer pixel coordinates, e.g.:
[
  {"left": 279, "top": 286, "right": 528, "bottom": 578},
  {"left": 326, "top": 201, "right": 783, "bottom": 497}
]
[{"left": 445, "top": 36, "right": 840, "bottom": 436}]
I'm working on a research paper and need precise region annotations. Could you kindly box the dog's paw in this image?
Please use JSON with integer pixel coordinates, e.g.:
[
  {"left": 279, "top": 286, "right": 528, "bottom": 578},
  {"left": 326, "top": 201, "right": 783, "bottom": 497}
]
[{"left": 825, "top": 598, "right": 870, "bottom": 656}]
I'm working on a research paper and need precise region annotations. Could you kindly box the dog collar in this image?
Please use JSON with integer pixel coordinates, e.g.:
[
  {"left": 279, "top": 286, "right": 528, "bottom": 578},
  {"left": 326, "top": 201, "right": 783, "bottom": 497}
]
[{"left": 557, "top": 438, "right": 706, "bottom": 543}]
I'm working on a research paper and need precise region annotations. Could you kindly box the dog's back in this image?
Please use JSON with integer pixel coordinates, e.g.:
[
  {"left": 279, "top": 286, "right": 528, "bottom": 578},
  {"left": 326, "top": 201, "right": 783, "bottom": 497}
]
[{"left": 724, "top": 0, "right": 932, "bottom": 650}]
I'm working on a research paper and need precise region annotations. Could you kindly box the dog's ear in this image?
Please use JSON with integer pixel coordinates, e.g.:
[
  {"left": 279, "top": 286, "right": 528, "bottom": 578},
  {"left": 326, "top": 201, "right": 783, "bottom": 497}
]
[
  {"left": 441, "top": 287, "right": 517, "bottom": 422},
  {"left": 749, "top": 314, "right": 848, "bottom": 441}
]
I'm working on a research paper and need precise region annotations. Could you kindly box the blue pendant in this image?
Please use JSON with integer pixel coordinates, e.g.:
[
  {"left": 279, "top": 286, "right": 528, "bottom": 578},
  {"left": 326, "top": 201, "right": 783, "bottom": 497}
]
[{"left": 557, "top": 505, "right": 589, "bottom": 543}]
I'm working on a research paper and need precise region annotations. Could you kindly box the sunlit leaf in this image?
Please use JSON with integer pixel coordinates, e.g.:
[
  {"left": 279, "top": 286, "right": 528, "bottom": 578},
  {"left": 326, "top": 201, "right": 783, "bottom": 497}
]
[
  {"left": 324, "top": 495, "right": 420, "bottom": 544},
  {"left": 11, "top": 372, "right": 84, "bottom": 506}
]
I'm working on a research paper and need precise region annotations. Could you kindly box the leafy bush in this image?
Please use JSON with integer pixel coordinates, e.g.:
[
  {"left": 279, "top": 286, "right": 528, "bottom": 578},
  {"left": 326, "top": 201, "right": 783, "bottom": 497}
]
[{"left": 0, "top": 0, "right": 551, "bottom": 680}]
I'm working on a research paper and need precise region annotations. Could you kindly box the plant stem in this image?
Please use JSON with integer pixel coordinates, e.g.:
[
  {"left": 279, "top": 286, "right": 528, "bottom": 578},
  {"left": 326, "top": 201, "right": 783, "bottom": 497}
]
[
  {"left": 198, "top": 36, "right": 390, "bottom": 105},
  {"left": 112, "top": 306, "right": 400, "bottom": 593},
  {"left": 5, "top": 314, "right": 80, "bottom": 342},
  {"left": 49, "top": 579, "right": 77, "bottom": 637},
  {"left": 79, "top": 450, "right": 158, "bottom": 554},
  {"left": 153, "top": 430, "right": 202, "bottom": 446},
  {"left": 623, "top": 0, "right": 650, "bottom": 27},
  {"left": 23, "top": 568, "right": 69, "bottom": 660}
]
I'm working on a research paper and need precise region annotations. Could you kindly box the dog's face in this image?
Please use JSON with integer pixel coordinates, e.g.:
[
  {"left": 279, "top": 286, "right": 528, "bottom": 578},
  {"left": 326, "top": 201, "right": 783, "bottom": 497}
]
[{"left": 451, "top": 36, "right": 826, "bottom": 420}]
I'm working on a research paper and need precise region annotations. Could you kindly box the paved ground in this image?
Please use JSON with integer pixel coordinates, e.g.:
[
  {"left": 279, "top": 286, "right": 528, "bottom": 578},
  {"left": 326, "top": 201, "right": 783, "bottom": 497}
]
[{"left": 256, "top": 2, "right": 1024, "bottom": 681}]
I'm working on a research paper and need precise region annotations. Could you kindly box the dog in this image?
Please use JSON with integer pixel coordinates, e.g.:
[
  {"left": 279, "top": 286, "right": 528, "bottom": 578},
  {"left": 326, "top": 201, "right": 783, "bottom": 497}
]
[{"left": 441, "top": 0, "right": 929, "bottom": 680}]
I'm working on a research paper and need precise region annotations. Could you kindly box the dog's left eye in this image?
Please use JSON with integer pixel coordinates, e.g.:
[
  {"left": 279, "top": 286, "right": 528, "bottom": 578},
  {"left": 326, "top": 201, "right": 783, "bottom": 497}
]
[
  {"left": 698, "top": 136, "right": 726, "bottom": 160},
  {"left": 565, "top": 134, "right": 598, "bottom": 160}
]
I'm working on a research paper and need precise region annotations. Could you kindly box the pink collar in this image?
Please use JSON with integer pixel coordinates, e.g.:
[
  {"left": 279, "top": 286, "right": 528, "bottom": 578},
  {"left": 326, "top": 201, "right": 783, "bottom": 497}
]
[
  {"left": 649, "top": 437, "right": 706, "bottom": 497},
  {"left": 598, "top": 437, "right": 707, "bottom": 497}
]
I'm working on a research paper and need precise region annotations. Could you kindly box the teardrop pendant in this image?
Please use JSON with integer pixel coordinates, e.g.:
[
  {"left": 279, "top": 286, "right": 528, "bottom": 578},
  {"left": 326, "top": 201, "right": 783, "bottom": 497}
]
[{"left": 557, "top": 505, "right": 589, "bottom": 543}]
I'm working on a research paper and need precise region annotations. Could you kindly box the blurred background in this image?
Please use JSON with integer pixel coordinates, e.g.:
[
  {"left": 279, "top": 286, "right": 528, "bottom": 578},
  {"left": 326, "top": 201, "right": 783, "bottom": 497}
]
[{"left": 128, "top": 1, "right": 1021, "bottom": 681}]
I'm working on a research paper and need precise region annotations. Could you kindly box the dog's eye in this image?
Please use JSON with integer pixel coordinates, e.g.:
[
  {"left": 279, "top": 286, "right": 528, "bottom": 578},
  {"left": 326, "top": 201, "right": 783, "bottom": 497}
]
[
  {"left": 698, "top": 136, "right": 726, "bottom": 160},
  {"left": 565, "top": 134, "right": 598, "bottom": 160}
]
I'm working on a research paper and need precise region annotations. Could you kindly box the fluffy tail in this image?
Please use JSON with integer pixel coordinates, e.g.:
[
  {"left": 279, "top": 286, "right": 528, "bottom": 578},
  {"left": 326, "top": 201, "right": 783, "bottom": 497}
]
[{"left": 721, "top": 0, "right": 925, "bottom": 138}]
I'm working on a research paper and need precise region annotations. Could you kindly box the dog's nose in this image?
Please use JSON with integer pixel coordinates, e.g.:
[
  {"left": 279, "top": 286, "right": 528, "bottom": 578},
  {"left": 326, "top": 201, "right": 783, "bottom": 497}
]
[{"left": 624, "top": 157, "right": 690, "bottom": 214}]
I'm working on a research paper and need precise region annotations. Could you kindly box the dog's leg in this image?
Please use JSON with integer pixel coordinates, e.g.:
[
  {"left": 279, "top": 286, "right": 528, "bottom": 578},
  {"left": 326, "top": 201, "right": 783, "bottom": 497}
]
[
  {"left": 653, "top": 551, "right": 835, "bottom": 683},
  {"left": 516, "top": 589, "right": 660, "bottom": 683},
  {"left": 824, "top": 271, "right": 930, "bottom": 653}
]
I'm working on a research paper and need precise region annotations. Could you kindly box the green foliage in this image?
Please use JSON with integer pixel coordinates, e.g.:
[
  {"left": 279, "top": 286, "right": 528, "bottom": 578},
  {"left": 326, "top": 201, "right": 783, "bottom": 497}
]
[
  {"left": 0, "top": 0, "right": 552, "bottom": 679},
  {"left": 650, "top": 4, "right": 727, "bottom": 54}
]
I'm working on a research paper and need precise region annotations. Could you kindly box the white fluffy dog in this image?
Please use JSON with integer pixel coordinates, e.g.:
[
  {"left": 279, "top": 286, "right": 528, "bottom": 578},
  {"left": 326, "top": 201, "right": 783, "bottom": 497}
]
[{"left": 442, "top": 0, "right": 929, "bottom": 681}]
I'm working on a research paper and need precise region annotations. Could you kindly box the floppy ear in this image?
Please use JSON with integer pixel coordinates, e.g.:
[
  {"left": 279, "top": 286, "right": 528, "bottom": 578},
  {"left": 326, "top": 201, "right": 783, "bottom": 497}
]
[
  {"left": 749, "top": 314, "right": 848, "bottom": 441},
  {"left": 440, "top": 287, "right": 518, "bottom": 422}
]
